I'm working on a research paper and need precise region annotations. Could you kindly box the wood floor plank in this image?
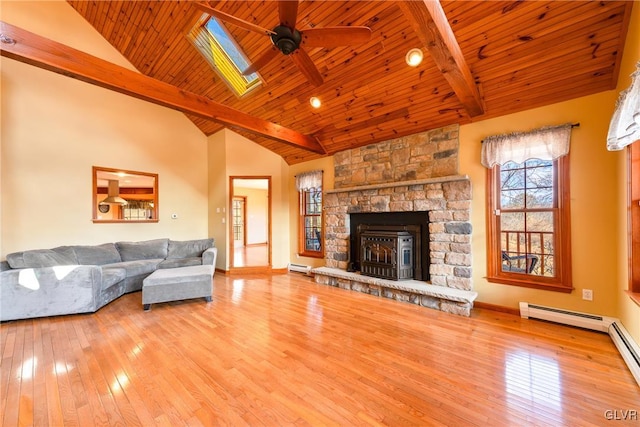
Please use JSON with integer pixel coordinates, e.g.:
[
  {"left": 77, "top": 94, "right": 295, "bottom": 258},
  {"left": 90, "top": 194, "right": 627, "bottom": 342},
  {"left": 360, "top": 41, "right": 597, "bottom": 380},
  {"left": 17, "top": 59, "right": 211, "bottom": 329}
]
[
  {"left": 1, "top": 273, "right": 639, "bottom": 426},
  {"left": 41, "top": 322, "right": 64, "bottom": 427},
  {"left": 3, "top": 319, "right": 24, "bottom": 427}
]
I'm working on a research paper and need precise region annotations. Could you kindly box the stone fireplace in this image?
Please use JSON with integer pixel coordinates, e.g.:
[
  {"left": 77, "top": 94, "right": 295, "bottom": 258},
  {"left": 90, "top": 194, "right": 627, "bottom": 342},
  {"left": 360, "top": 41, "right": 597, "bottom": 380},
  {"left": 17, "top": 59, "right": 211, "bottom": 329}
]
[{"left": 312, "top": 125, "right": 478, "bottom": 316}]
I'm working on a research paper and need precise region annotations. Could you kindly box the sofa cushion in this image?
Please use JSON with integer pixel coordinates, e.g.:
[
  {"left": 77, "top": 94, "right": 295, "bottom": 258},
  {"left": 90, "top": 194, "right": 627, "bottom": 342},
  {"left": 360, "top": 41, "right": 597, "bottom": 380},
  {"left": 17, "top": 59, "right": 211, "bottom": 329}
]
[
  {"left": 104, "top": 259, "right": 163, "bottom": 278},
  {"left": 6, "top": 246, "right": 77, "bottom": 269},
  {"left": 72, "top": 243, "right": 121, "bottom": 265},
  {"left": 100, "top": 266, "right": 127, "bottom": 291},
  {"left": 167, "top": 238, "right": 214, "bottom": 259},
  {"left": 158, "top": 257, "right": 202, "bottom": 269},
  {"left": 116, "top": 239, "right": 168, "bottom": 261}
]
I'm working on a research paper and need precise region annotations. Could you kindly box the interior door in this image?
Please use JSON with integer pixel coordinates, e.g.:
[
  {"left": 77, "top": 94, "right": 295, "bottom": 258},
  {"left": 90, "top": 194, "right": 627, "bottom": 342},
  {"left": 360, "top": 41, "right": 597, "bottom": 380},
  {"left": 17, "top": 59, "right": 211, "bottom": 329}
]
[{"left": 232, "top": 197, "right": 246, "bottom": 247}]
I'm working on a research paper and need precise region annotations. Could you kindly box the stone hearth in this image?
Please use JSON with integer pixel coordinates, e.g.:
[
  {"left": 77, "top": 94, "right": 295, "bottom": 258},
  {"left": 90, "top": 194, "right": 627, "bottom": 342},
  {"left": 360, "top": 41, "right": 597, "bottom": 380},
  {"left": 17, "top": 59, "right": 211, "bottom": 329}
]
[{"left": 313, "top": 267, "right": 477, "bottom": 316}]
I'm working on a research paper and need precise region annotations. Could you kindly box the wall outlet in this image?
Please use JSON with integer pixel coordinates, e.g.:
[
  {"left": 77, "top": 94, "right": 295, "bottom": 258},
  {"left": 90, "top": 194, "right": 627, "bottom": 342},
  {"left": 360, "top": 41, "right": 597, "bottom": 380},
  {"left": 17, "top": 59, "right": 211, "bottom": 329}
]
[{"left": 582, "top": 289, "right": 593, "bottom": 301}]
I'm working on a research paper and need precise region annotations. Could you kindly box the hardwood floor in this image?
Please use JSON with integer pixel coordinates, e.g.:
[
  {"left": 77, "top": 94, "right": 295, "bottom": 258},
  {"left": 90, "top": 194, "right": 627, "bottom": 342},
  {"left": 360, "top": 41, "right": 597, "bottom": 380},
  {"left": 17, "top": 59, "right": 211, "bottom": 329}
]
[
  {"left": 2, "top": 273, "right": 639, "bottom": 426},
  {"left": 233, "top": 244, "right": 269, "bottom": 267}
]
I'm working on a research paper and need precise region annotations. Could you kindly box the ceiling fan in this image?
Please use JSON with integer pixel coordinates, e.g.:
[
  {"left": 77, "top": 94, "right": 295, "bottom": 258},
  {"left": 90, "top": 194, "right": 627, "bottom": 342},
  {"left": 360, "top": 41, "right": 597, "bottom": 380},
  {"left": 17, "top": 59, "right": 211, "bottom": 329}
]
[{"left": 195, "top": 1, "right": 372, "bottom": 87}]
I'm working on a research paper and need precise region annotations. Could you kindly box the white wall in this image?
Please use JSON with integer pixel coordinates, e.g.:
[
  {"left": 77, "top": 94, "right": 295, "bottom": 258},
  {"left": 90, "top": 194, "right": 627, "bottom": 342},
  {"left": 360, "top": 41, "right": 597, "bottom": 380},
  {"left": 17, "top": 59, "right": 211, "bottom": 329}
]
[{"left": 1, "top": 1, "right": 209, "bottom": 256}]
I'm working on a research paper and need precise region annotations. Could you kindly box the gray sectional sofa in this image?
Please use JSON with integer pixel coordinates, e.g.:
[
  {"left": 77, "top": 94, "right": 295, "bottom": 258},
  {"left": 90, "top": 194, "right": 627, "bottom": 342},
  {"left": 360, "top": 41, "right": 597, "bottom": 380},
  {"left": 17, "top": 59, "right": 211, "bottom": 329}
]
[{"left": 0, "top": 238, "right": 217, "bottom": 321}]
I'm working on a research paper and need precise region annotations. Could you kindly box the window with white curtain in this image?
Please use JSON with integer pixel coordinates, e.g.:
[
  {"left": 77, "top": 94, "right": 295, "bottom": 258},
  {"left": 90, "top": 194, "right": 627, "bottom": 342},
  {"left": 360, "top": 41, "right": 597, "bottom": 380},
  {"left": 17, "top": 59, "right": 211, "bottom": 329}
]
[
  {"left": 607, "top": 61, "right": 640, "bottom": 151},
  {"left": 483, "top": 124, "right": 573, "bottom": 292},
  {"left": 608, "top": 62, "right": 640, "bottom": 300},
  {"left": 295, "top": 170, "right": 323, "bottom": 258}
]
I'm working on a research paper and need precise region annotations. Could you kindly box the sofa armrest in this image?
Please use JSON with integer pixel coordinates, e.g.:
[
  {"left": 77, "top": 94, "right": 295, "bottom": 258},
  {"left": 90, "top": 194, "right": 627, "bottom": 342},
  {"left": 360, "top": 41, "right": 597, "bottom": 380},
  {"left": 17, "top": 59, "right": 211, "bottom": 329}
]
[
  {"left": 0, "top": 265, "right": 103, "bottom": 321},
  {"left": 202, "top": 247, "right": 218, "bottom": 269}
]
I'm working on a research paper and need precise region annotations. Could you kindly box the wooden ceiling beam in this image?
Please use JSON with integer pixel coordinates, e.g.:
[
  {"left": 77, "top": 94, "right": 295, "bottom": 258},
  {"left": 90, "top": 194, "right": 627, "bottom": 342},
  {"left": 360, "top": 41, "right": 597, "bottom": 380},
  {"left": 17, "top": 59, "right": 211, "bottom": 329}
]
[
  {"left": 397, "top": 0, "right": 484, "bottom": 117},
  {"left": 0, "top": 21, "right": 326, "bottom": 155}
]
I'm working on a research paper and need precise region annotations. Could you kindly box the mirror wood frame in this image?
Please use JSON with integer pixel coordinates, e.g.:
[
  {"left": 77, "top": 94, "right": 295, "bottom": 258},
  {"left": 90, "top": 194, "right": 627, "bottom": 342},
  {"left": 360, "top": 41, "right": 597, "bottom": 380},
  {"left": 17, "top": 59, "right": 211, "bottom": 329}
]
[{"left": 92, "top": 166, "right": 159, "bottom": 223}]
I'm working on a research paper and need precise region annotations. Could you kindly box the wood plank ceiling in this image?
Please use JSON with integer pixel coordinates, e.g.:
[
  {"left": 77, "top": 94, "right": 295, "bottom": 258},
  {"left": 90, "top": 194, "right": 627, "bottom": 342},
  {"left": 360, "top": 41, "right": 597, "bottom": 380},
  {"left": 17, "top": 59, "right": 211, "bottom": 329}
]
[{"left": 66, "top": 1, "right": 633, "bottom": 165}]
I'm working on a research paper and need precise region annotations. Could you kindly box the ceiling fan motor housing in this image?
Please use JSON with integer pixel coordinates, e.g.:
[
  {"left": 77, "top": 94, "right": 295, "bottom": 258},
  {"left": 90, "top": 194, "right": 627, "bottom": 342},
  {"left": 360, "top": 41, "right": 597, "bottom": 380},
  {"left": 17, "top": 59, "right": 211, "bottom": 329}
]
[{"left": 271, "top": 25, "right": 302, "bottom": 55}]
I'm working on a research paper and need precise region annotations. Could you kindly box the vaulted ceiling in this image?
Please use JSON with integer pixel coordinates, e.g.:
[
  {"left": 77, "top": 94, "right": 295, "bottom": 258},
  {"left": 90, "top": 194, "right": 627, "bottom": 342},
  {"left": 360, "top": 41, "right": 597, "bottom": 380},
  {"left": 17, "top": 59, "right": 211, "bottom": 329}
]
[{"left": 63, "top": 0, "right": 632, "bottom": 164}]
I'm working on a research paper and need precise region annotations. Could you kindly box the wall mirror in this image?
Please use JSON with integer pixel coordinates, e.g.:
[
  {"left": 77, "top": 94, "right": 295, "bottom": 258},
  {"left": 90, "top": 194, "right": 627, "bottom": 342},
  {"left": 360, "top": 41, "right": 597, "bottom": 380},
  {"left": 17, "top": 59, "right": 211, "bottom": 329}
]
[{"left": 92, "top": 166, "right": 158, "bottom": 223}]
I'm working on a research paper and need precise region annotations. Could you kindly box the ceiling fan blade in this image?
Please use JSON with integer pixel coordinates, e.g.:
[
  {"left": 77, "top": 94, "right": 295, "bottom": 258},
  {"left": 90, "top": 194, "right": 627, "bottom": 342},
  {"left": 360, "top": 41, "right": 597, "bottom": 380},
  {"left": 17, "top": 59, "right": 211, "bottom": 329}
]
[
  {"left": 290, "top": 47, "right": 323, "bottom": 87},
  {"left": 194, "top": 3, "right": 274, "bottom": 35},
  {"left": 278, "top": 0, "right": 299, "bottom": 29},
  {"left": 301, "top": 27, "right": 372, "bottom": 48},
  {"left": 243, "top": 46, "right": 280, "bottom": 75}
]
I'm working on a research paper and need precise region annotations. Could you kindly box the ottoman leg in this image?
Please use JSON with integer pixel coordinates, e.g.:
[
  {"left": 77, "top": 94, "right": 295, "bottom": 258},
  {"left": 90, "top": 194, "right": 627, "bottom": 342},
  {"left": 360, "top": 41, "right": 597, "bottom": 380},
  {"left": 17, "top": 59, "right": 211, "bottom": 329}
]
[
  {"left": 205, "top": 296, "right": 212, "bottom": 302},
  {"left": 144, "top": 304, "right": 151, "bottom": 311}
]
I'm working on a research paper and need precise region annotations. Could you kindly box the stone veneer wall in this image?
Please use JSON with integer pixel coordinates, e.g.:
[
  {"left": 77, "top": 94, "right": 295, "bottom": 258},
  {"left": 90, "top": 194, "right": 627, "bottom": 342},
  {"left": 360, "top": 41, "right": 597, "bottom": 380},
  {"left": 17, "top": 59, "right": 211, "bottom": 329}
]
[
  {"left": 333, "top": 125, "right": 459, "bottom": 189},
  {"left": 321, "top": 124, "right": 473, "bottom": 311}
]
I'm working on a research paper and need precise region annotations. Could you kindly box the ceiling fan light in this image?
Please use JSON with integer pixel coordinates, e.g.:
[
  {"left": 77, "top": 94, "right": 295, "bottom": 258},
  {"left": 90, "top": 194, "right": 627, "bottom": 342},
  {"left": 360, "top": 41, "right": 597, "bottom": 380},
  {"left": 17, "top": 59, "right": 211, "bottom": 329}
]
[
  {"left": 310, "top": 97, "right": 321, "bottom": 108},
  {"left": 405, "top": 48, "right": 423, "bottom": 67}
]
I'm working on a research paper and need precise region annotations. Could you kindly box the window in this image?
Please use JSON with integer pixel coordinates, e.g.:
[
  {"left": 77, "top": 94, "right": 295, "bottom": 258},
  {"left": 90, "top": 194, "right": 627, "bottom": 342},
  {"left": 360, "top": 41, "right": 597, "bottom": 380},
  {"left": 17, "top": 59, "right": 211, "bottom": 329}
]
[
  {"left": 300, "top": 189, "right": 323, "bottom": 256},
  {"left": 606, "top": 62, "right": 640, "bottom": 300},
  {"left": 296, "top": 170, "right": 323, "bottom": 258},
  {"left": 188, "top": 15, "right": 262, "bottom": 97},
  {"left": 483, "top": 124, "right": 573, "bottom": 292}
]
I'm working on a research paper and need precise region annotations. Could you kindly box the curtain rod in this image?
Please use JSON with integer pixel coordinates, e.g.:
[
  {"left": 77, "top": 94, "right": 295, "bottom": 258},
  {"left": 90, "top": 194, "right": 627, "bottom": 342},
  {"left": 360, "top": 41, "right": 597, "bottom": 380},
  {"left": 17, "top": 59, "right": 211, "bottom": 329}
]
[{"left": 481, "top": 122, "right": 580, "bottom": 143}]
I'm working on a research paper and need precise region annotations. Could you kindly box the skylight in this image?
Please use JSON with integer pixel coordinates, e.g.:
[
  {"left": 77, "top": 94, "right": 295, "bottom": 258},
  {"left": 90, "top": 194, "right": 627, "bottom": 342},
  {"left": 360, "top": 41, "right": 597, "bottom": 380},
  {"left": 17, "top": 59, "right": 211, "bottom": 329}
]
[{"left": 188, "top": 16, "right": 262, "bottom": 97}]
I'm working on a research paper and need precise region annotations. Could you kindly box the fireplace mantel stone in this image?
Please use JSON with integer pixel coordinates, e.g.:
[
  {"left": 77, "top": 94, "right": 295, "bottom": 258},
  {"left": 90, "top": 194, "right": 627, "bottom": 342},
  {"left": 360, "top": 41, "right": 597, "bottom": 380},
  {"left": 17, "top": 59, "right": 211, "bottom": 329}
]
[{"left": 325, "top": 174, "right": 470, "bottom": 195}]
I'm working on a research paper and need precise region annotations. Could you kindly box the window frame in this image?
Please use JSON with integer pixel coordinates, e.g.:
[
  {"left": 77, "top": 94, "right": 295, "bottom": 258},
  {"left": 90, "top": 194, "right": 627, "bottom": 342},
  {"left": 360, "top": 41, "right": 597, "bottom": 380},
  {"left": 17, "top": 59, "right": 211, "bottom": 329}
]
[
  {"left": 486, "top": 155, "right": 573, "bottom": 292},
  {"left": 629, "top": 142, "right": 640, "bottom": 302},
  {"left": 298, "top": 187, "right": 324, "bottom": 259}
]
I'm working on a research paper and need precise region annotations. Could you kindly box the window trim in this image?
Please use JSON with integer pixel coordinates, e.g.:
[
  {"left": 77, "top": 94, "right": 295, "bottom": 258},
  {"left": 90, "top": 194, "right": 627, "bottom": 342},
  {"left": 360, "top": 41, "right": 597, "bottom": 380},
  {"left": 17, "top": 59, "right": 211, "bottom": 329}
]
[
  {"left": 486, "top": 155, "right": 573, "bottom": 292},
  {"left": 298, "top": 188, "right": 324, "bottom": 259},
  {"left": 628, "top": 142, "right": 640, "bottom": 304}
]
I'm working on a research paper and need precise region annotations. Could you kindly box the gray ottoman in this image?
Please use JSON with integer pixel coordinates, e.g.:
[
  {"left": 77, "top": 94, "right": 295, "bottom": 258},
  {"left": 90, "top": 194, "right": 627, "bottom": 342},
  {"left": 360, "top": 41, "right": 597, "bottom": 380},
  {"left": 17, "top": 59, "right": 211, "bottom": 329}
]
[{"left": 142, "top": 265, "right": 214, "bottom": 310}]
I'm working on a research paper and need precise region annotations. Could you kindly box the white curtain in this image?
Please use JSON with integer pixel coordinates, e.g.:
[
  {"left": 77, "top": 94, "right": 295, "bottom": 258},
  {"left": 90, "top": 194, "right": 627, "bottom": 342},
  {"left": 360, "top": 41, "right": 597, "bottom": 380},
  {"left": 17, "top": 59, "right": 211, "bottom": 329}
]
[
  {"left": 481, "top": 123, "right": 572, "bottom": 168},
  {"left": 607, "top": 61, "right": 640, "bottom": 151},
  {"left": 295, "top": 170, "right": 323, "bottom": 191}
]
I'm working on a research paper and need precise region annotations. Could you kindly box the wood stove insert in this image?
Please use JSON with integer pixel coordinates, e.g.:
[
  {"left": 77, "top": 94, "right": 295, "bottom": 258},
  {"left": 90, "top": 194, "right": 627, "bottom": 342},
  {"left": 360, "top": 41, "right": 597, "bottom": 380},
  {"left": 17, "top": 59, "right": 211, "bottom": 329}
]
[{"left": 360, "top": 229, "right": 414, "bottom": 280}]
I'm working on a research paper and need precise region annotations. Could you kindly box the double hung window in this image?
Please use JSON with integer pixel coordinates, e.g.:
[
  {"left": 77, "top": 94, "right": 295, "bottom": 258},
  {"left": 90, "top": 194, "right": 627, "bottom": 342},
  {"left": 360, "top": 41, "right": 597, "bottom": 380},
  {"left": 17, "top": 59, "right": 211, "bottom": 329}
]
[
  {"left": 483, "top": 124, "right": 573, "bottom": 292},
  {"left": 296, "top": 171, "right": 323, "bottom": 258}
]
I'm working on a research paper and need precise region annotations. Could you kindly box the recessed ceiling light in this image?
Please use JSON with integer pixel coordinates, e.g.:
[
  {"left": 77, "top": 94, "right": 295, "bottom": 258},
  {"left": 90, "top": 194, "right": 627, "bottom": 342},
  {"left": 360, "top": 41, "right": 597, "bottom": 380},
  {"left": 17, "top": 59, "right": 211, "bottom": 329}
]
[
  {"left": 405, "top": 48, "right": 423, "bottom": 67},
  {"left": 310, "top": 96, "right": 321, "bottom": 108}
]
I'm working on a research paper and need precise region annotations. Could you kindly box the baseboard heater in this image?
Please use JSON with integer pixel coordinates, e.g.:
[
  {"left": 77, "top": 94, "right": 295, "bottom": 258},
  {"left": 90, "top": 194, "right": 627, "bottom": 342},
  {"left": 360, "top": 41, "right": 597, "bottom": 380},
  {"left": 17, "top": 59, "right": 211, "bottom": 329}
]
[
  {"left": 520, "top": 302, "right": 640, "bottom": 386},
  {"left": 609, "top": 321, "right": 640, "bottom": 386},
  {"left": 288, "top": 263, "right": 312, "bottom": 275},
  {"left": 519, "top": 302, "right": 615, "bottom": 332}
]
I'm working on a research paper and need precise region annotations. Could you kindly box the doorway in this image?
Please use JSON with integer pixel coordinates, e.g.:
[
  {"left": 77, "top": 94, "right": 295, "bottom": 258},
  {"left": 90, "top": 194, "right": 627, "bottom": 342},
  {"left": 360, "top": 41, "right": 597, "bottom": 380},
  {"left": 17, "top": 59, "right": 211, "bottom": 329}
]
[{"left": 230, "top": 177, "right": 271, "bottom": 271}]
